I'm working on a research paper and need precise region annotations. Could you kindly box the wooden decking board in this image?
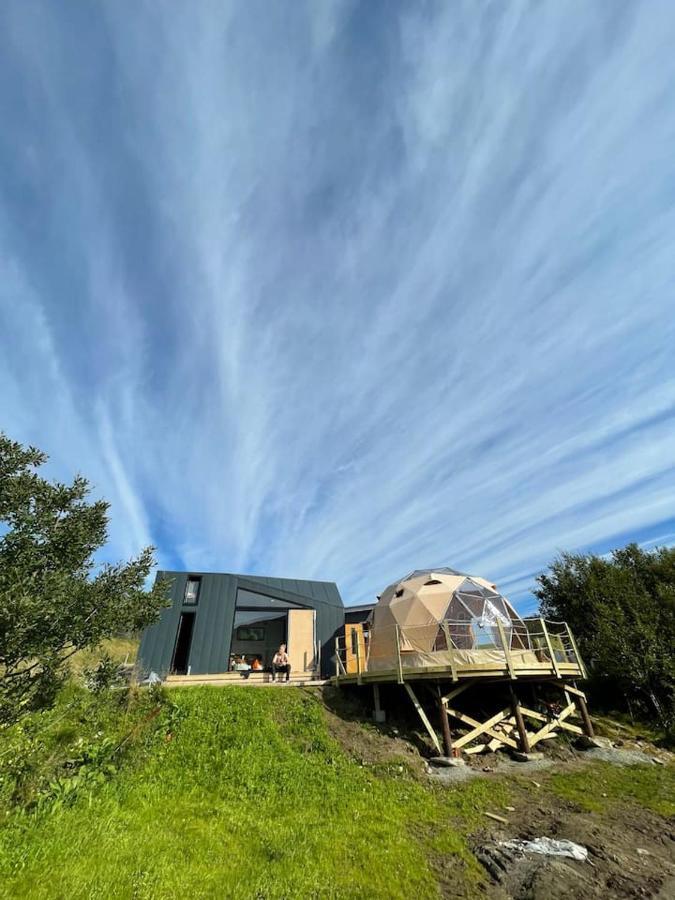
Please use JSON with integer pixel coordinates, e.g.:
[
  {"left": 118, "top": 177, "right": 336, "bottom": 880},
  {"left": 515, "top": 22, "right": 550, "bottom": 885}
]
[
  {"left": 165, "top": 677, "right": 327, "bottom": 688},
  {"left": 333, "top": 658, "right": 583, "bottom": 686}
]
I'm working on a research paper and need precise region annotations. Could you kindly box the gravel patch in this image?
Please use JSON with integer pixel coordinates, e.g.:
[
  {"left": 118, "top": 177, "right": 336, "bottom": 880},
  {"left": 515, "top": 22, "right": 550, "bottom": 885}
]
[{"left": 583, "top": 746, "right": 657, "bottom": 766}]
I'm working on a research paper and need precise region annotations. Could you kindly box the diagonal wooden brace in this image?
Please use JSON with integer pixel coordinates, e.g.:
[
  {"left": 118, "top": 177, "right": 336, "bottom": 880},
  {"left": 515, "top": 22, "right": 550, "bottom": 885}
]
[
  {"left": 528, "top": 701, "right": 577, "bottom": 747},
  {"left": 404, "top": 683, "right": 442, "bottom": 755},
  {"left": 447, "top": 706, "right": 519, "bottom": 750}
]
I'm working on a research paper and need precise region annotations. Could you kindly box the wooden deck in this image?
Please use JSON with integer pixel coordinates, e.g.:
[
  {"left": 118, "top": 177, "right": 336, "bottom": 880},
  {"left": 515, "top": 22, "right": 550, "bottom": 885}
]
[
  {"left": 332, "top": 617, "right": 592, "bottom": 756},
  {"left": 334, "top": 616, "right": 586, "bottom": 687},
  {"left": 332, "top": 659, "right": 583, "bottom": 686},
  {"left": 165, "top": 671, "right": 327, "bottom": 688}
]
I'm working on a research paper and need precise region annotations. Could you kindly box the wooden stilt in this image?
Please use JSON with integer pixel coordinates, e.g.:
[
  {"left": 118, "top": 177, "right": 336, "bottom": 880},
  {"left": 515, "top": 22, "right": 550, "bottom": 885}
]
[
  {"left": 509, "top": 686, "right": 531, "bottom": 753},
  {"left": 437, "top": 686, "right": 453, "bottom": 756},
  {"left": 403, "top": 683, "right": 442, "bottom": 754},
  {"left": 576, "top": 692, "right": 595, "bottom": 738},
  {"left": 373, "top": 683, "right": 385, "bottom": 723}
]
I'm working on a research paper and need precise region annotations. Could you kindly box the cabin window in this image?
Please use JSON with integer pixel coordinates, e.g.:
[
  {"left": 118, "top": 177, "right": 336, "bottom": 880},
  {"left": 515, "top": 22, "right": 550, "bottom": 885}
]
[
  {"left": 184, "top": 577, "right": 201, "bottom": 605},
  {"left": 236, "top": 624, "right": 266, "bottom": 642}
]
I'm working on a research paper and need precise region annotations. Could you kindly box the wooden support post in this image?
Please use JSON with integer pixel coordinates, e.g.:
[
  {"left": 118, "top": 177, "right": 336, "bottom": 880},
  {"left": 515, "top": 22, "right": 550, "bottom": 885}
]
[
  {"left": 497, "top": 619, "right": 516, "bottom": 680},
  {"left": 576, "top": 692, "right": 595, "bottom": 738},
  {"left": 441, "top": 621, "right": 458, "bottom": 681},
  {"left": 395, "top": 624, "right": 404, "bottom": 684},
  {"left": 509, "top": 686, "right": 531, "bottom": 753},
  {"left": 373, "top": 684, "right": 386, "bottom": 723},
  {"left": 540, "top": 618, "right": 561, "bottom": 678},
  {"left": 436, "top": 685, "right": 453, "bottom": 756},
  {"left": 565, "top": 623, "right": 588, "bottom": 679},
  {"left": 404, "top": 683, "right": 442, "bottom": 754},
  {"left": 355, "top": 635, "right": 362, "bottom": 685},
  {"left": 334, "top": 638, "right": 344, "bottom": 677}
]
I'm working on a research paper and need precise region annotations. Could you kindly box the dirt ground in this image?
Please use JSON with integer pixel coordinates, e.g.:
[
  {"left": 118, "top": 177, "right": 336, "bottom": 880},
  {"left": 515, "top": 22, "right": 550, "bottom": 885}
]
[
  {"left": 471, "top": 771, "right": 675, "bottom": 899},
  {"left": 317, "top": 687, "right": 675, "bottom": 899}
]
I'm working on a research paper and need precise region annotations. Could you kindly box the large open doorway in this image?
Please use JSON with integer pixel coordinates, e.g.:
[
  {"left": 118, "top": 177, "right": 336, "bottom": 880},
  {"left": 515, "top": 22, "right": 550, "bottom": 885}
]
[
  {"left": 230, "top": 588, "right": 317, "bottom": 675},
  {"left": 171, "top": 611, "right": 195, "bottom": 674}
]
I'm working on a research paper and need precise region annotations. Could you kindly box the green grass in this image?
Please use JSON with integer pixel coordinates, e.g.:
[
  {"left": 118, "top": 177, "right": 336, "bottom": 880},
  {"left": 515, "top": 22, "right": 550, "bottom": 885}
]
[
  {"left": 68, "top": 636, "right": 140, "bottom": 678},
  {"left": 0, "top": 687, "right": 507, "bottom": 899},
  {"left": 547, "top": 760, "right": 675, "bottom": 817}
]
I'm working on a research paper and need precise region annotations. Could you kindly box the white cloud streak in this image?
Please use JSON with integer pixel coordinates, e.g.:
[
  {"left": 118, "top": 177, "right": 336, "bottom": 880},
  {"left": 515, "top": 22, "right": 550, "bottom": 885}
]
[{"left": 1, "top": 0, "right": 674, "bottom": 611}]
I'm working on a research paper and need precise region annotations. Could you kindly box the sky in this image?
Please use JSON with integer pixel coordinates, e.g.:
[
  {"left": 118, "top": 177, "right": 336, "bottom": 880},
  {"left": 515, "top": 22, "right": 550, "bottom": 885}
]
[{"left": 1, "top": 1, "right": 674, "bottom": 614}]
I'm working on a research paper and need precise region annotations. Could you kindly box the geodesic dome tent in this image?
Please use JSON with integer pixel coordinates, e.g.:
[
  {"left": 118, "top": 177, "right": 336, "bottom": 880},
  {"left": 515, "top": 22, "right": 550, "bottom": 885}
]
[{"left": 366, "top": 567, "right": 531, "bottom": 672}]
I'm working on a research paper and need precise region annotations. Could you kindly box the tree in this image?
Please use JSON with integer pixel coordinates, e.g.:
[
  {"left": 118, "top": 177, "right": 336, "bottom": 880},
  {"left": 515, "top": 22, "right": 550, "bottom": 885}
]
[
  {"left": 535, "top": 543, "right": 675, "bottom": 728},
  {"left": 0, "top": 433, "right": 170, "bottom": 723}
]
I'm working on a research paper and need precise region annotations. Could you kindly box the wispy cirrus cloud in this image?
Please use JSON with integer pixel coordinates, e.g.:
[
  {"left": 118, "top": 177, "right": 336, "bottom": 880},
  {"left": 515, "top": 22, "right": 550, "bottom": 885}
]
[{"left": 1, "top": 1, "right": 674, "bottom": 613}]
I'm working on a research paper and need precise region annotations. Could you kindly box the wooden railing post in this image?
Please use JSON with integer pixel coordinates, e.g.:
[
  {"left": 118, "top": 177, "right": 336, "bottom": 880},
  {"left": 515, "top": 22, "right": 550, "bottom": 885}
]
[
  {"left": 497, "top": 619, "right": 516, "bottom": 679},
  {"left": 441, "top": 621, "right": 458, "bottom": 682},
  {"left": 540, "top": 618, "right": 561, "bottom": 678},
  {"left": 355, "top": 633, "right": 362, "bottom": 685},
  {"left": 395, "top": 624, "right": 404, "bottom": 684},
  {"left": 335, "top": 637, "right": 347, "bottom": 677},
  {"left": 565, "top": 623, "right": 587, "bottom": 679}
]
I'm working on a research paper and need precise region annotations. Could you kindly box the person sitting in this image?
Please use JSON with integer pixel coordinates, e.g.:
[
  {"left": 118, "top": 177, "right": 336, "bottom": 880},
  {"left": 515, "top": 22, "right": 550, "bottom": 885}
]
[
  {"left": 251, "top": 656, "right": 263, "bottom": 671},
  {"left": 234, "top": 655, "right": 251, "bottom": 678},
  {"left": 271, "top": 644, "right": 291, "bottom": 683}
]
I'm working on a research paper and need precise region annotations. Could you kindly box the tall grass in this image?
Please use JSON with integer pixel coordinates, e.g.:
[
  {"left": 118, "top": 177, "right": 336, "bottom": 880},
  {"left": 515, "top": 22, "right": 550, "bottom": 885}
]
[{"left": 0, "top": 687, "right": 503, "bottom": 899}]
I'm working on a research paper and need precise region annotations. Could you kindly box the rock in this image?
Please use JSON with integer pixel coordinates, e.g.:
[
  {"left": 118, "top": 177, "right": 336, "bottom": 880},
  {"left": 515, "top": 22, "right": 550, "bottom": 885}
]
[
  {"left": 637, "top": 848, "right": 649, "bottom": 856},
  {"left": 576, "top": 735, "right": 613, "bottom": 751},
  {"left": 429, "top": 755, "right": 466, "bottom": 768},
  {"left": 512, "top": 751, "right": 545, "bottom": 762}
]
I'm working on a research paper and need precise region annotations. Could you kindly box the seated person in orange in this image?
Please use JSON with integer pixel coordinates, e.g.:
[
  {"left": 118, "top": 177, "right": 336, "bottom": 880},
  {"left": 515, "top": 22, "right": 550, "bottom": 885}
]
[{"left": 251, "top": 656, "right": 263, "bottom": 671}]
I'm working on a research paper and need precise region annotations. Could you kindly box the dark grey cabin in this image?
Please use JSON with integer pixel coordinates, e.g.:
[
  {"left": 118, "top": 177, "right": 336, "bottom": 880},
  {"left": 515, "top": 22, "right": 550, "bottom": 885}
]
[{"left": 138, "top": 571, "right": 345, "bottom": 679}]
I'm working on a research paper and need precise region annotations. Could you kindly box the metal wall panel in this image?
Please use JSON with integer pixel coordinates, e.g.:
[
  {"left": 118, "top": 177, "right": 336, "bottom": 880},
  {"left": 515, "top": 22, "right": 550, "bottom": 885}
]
[{"left": 137, "top": 570, "right": 344, "bottom": 678}]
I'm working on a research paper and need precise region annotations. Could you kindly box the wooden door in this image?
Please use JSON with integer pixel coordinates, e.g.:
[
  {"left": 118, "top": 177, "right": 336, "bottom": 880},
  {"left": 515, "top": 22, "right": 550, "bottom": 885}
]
[
  {"left": 345, "top": 623, "right": 367, "bottom": 674},
  {"left": 287, "top": 608, "right": 316, "bottom": 676}
]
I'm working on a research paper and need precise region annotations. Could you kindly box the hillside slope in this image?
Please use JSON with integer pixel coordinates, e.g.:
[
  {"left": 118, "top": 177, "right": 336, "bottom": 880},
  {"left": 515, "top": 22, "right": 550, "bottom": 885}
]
[
  {"left": 0, "top": 686, "right": 673, "bottom": 899},
  {"left": 0, "top": 686, "right": 502, "bottom": 899}
]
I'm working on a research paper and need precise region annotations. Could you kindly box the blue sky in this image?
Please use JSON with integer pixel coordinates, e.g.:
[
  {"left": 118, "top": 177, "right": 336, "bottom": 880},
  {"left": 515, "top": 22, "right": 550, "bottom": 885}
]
[{"left": 1, "top": 1, "right": 674, "bottom": 614}]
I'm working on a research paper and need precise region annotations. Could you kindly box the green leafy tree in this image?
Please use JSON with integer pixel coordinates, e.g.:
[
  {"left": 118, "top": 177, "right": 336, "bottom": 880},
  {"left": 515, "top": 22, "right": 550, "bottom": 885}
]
[
  {"left": 535, "top": 543, "right": 675, "bottom": 728},
  {"left": 0, "top": 433, "right": 169, "bottom": 723}
]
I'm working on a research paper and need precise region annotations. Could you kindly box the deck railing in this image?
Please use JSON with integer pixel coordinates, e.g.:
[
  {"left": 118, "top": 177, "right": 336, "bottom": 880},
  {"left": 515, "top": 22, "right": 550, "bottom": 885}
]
[{"left": 335, "top": 617, "right": 585, "bottom": 681}]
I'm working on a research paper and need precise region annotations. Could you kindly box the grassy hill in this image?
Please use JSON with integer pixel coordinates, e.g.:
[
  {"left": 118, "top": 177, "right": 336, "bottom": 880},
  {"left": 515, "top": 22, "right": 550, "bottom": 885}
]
[{"left": 0, "top": 685, "right": 673, "bottom": 899}]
